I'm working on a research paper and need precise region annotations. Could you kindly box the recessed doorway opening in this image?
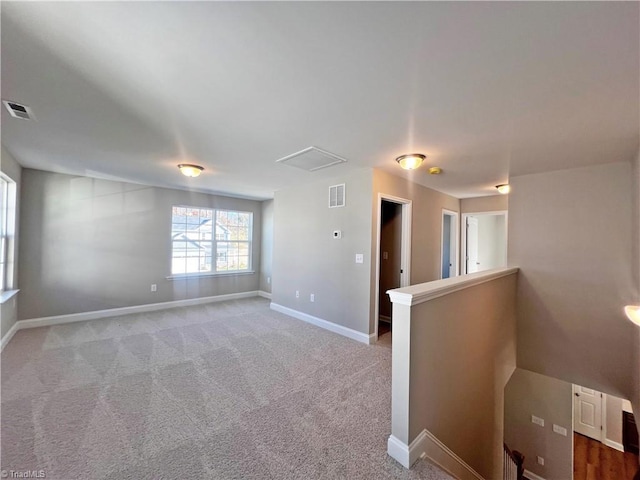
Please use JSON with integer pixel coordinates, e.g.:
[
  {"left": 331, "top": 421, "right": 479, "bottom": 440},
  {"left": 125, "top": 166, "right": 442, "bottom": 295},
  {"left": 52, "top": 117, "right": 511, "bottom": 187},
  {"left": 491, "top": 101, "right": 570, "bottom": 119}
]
[
  {"left": 461, "top": 211, "right": 508, "bottom": 274},
  {"left": 374, "top": 194, "right": 412, "bottom": 341},
  {"left": 441, "top": 209, "right": 459, "bottom": 279}
]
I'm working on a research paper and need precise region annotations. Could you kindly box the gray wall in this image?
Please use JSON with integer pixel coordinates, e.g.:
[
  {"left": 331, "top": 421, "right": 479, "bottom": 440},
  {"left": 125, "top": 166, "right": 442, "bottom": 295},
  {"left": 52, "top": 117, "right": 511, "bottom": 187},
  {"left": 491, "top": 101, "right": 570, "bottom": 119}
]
[
  {"left": 604, "top": 394, "right": 624, "bottom": 446},
  {"left": 632, "top": 149, "right": 640, "bottom": 421},
  {"left": 19, "top": 169, "right": 262, "bottom": 319},
  {"left": 504, "top": 368, "right": 573, "bottom": 480},
  {"left": 272, "top": 169, "right": 373, "bottom": 334},
  {"left": 259, "top": 199, "right": 273, "bottom": 294},
  {"left": 0, "top": 146, "right": 22, "bottom": 338},
  {"left": 509, "top": 161, "right": 636, "bottom": 400},
  {"left": 460, "top": 194, "right": 508, "bottom": 213},
  {"left": 393, "top": 272, "right": 517, "bottom": 479}
]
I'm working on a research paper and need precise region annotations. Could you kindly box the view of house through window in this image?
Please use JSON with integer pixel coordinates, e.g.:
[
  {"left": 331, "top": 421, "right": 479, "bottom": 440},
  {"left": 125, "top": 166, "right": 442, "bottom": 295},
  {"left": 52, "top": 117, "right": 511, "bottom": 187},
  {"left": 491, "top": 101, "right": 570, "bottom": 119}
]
[
  {"left": 0, "top": 173, "right": 17, "bottom": 292},
  {"left": 171, "top": 206, "right": 252, "bottom": 275}
]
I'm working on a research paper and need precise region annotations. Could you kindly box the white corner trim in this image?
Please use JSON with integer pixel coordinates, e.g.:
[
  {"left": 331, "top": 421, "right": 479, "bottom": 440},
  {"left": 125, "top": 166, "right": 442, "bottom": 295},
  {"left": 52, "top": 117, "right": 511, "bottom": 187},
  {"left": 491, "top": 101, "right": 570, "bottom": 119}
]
[
  {"left": 388, "top": 267, "right": 519, "bottom": 306},
  {"left": 603, "top": 438, "right": 625, "bottom": 452},
  {"left": 524, "top": 469, "right": 547, "bottom": 480},
  {"left": 387, "top": 434, "right": 413, "bottom": 468},
  {"left": 387, "top": 431, "right": 432, "bottom": 469},
  {"left": 387, "top": 430, "right": 484, "bottom": 479},
  {"left": 16, "top": 291, "right": 260, "bottom": 330},
  {"left": 1, "top": 321, "right": 20, "bottom": 352},
  {"left": 258, "top": 290, "right": 272, "bottom": 300},
  {"left": 270, "top": 303, "right": 372, "bottom": 344}
]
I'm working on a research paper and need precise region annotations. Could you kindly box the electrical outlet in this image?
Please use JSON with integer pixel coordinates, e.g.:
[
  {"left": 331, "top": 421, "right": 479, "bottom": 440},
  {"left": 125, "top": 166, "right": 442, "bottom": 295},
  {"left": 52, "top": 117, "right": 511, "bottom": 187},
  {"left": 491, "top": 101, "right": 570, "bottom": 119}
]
[
  {"left": 151, "top": 284, "right": 157, "bottom": 292},
  {"left": 355, "top": 253, "right": 364, "bottom": 264},
  {"left": 531, "top": 415, "right": 544, "bottom": 427},
  {"left": 553, "top": 424, "right": 567, "bottom": 436},
  {"left": 310, "top": 293, "right": 315, "bottom": 302},
  {"left": 537, "top": 456, "right": 544, "bottom": 466},
  {"left": 295, "top": 290, "right": 299, "bottom": 298}
]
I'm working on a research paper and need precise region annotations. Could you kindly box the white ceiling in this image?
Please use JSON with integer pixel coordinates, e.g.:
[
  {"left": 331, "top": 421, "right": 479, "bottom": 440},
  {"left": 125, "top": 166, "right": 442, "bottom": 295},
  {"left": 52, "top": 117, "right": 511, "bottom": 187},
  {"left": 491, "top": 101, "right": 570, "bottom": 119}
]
[{"left": 2, "top": 2, "right": 638, "bottom": 200}]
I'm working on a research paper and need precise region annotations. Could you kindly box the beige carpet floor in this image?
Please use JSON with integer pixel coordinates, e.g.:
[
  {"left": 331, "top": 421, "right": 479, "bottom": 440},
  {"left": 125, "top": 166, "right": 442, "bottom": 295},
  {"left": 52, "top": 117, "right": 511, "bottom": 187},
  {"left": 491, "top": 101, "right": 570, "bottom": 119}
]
[{"left": 1, "top": 297, "right": 453, "bottom": 480}]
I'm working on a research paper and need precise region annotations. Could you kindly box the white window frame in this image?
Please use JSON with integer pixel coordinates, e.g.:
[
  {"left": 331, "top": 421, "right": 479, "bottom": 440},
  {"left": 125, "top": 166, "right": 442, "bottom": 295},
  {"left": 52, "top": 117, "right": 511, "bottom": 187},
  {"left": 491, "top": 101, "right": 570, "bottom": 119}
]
[
  {"left": 0, "top": 173, "right": 17, "bottom": 296},
  {"left": 169, "top": 205, "right": 253, "bottom": 278}
]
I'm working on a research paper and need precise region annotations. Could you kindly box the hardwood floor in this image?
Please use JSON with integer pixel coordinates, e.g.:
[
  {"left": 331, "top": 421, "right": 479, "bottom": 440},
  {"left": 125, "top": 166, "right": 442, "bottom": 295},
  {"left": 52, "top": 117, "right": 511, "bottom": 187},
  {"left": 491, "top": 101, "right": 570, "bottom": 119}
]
[{"left": 573, "top": 433, "right": 639, "bottom": 480}]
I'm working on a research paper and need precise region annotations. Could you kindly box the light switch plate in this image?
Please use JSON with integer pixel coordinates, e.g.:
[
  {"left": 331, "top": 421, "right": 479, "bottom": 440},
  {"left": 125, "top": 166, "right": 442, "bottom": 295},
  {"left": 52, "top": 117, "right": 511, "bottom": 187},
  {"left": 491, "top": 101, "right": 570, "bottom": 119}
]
[
  {"left": 531, "top": 415, "right": 544, "bottom": 427},
  {"left": 553, "top": 424, "right": 567, "bottom": 436}
]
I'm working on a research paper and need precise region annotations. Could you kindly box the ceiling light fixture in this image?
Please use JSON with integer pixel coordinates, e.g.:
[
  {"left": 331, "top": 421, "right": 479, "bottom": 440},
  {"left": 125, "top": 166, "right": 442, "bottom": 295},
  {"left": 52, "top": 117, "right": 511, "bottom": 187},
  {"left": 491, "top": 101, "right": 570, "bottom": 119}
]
[
  {"left": 396, "top": 153, "right": 426, "bottom": 170},
  {"left": 178, "top": 164, "right": 204, "bottom": 178},
  {"left": 496, "top": 184, "right": 510, "bottom": 194},
  {"left": 429, "top": 167, "right": 442, "bottom": 175},
  {"left": 624, "top": 305, "right": 640, "bottom": 326}
]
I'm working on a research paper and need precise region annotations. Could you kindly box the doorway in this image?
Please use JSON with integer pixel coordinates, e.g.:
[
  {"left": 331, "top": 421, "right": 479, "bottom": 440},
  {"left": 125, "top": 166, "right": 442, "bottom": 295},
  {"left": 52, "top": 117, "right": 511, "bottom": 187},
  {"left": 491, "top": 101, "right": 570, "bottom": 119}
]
[
  {"left": 572, "top": 385, "right": 639, "bottom": 479},
  {"left": 374, "top": 194, "right": 412, "bottom": 340},
  {"left": 461, "top": 211, "right": 508, "bottom": 274},
  {"left": 441, "top": 209, "right": 459, "bottom": 279},
  {"left": 573, "top": 384, "right": 603, "bottom": 441}
]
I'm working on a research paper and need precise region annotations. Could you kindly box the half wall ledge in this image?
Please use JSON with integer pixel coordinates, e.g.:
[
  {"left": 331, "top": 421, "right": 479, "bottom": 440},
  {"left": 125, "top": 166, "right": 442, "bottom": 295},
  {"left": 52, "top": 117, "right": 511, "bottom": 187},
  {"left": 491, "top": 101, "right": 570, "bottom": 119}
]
[
  {"left": 386, "top": 266, "right": 519, "bottom": 479},
  {"left": 387, "top": 267, "right": 520, "bottom": 306}
]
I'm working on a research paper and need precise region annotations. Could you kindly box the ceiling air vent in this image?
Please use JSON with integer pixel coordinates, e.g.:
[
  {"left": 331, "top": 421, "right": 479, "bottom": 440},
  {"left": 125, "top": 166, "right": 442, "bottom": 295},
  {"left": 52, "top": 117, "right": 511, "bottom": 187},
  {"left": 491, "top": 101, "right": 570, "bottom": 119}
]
[
  {"left": 3, "top": 100, "right": 34, "bottom": 120},
  {"left": 329, "top": 184, "right": 345, "bottom": 208},
  {"left": 276, "top": 146, "right": 347, "bottom": 172}
]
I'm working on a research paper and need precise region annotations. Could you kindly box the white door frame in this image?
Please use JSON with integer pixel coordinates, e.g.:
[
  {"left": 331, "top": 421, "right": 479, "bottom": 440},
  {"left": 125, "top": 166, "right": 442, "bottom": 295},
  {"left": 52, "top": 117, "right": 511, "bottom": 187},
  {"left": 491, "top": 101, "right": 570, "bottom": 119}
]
[
  {"left": 440, "top": 209, "right": 460, "bottom": 279},
  {"left": 374, "top": 193, "right": 412, "bottom": 340},
  {"left": 461, "top": 210, "right": 508, "bottom": 274}
]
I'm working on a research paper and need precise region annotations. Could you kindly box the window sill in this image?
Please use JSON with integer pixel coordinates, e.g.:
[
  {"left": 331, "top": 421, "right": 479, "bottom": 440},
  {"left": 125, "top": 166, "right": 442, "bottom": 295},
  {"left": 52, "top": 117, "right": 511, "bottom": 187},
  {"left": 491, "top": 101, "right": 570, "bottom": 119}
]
[
  {"left": 166, "top": 271, "right": 256, "bottom": 280},
  {"left": 0, "top": 289, "right": 19, "bottom": 304}
]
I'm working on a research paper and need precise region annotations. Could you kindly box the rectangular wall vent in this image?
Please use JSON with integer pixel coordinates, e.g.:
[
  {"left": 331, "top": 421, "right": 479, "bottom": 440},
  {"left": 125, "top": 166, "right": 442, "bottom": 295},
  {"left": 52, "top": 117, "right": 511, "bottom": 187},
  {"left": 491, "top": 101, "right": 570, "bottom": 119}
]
[
  {"left": 3, "top": 100, "right": 34, "bottom": 120},
  {"left": 329, "top": 184, "right": 345, "bottom": 208}
]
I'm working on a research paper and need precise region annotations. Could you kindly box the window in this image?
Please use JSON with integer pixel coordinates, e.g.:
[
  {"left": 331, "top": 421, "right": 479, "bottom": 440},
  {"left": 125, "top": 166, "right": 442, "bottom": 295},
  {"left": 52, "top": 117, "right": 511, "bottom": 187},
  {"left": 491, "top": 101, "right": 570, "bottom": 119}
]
[
  {"left": 0, "top": 174, "right": 17, "bottom": 292},
  {"left": 171, "top": 206, "right": 253, "bottom": 275}
]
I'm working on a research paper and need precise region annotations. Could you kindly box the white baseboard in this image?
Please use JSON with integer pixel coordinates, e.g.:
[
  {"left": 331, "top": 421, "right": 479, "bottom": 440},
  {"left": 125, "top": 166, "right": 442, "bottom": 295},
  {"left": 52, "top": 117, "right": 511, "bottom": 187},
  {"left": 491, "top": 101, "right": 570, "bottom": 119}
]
[
  {"left": 270, "top": 303, "right": 373, "bottom": 345},
  {"left": 603, "top": 438, "right": 625, "bottom": 452},
  {"left": 387, "top": 434, "right": 414, "bottom": 468},
  {"left": 258, "top": 290, "right": 272, "bottom": 300},
  {"left": 388, "top": 429, "right": 483, "bottom": 480},
  {"left": 1, "top": 321, "right": 20, "bottom": 352},
  {"left": 524, "top": 469, "right": 546, "bottom": 480},
  {"left": 12, "top": 290, "right": 260, "bottom": 333}
]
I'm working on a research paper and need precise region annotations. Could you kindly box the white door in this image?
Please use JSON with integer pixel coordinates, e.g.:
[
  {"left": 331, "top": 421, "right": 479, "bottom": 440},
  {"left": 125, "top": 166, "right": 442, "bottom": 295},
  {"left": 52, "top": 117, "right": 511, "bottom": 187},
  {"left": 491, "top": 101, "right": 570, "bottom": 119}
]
[
  {"left": 466, "top": 217, "right": 479, "bottom": 273},
  {"left": 573, "top": 384, "right": 602, "bottom": 441}
]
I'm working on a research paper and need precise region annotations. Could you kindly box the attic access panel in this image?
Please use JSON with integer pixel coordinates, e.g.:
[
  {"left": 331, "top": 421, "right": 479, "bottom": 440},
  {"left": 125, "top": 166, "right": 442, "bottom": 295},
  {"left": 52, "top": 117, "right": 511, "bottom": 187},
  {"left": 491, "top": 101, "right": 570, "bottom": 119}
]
[{"left": 275, "top": 146, "right": 348, "bottom": 172}]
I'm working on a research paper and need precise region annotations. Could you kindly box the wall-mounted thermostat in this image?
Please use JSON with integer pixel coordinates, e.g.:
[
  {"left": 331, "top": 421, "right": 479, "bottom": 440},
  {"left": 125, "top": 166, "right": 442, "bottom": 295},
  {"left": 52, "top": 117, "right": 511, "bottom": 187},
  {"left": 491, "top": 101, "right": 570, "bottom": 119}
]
[{"left": 333, "top": 230, "right": 342, "bottom": 239}]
